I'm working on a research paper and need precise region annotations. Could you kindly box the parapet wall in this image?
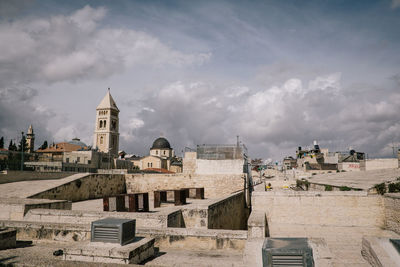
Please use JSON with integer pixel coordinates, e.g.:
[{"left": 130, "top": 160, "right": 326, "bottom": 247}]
[
  {"left": 252, "top": 191, "right": 385, "bottom": 227},
  {"left": 384, "top": 193, "right": 400, "bottom": 235},
  {"left": 28, "top": 174, "right": 126, "bottom": 202},
  {"left": 208, "top": 191, "right": 248, "bottom": 230},
  {"left": 125, "top": 173, "right": 244, "bottom": 199},
  {"left": 363, "top": 158, "right": 398, "bottom": 171}
]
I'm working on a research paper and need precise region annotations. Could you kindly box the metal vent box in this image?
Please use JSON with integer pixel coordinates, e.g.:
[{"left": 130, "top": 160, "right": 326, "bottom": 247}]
[
  {"left": 262, "top": 238, "right": 314, "bottom": 267},
  {"left": 91, "top": 218, "right": 136, "bottom": 245}
]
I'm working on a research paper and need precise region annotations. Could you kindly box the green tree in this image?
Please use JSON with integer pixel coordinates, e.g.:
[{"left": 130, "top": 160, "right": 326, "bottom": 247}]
[
  {"left": 0, "top": 137, "right": 4, "bottom": 149},
  {"left": 8, "top": 140, "right": 17, "bottom": 151},
  {"left": 18, "top": 135, "right": 28, "bottom": 152},
  {"left": 40, "top": 140, "right": 48, "bottom": 150}
]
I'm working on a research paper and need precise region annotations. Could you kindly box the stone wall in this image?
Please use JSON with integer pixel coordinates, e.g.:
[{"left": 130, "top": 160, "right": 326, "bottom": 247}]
[
  {"left": 196, "top": 159, "right": 245, "bottom": 175},
  {"left": 28, "top": 174, "right": 126, "bottom": 202},
  {"left": 252, "top": 191, "right": 385, "bottom": 227},
  {"left": 125, "top": 173, "right": 244, "bottom": 200},
  {"left": 0, "top": 170, "right": 73, "bottom": 184},
  {"left": 23, "top": 208, "right": 183, "bottom": 228},
  {"left": 208, "top": 192, "right": 248, "bottom": 230},
  {"left": 363, "top": 158, "right": 398, "bottom": 171},
  {"left": 0, "top": 198, "right": 71, "bottom": 220},
  {"left": 383, "top": 193, "right": 400, "bottom": 234},
  {"left": 338, "top": 162, "right": 361, "bottom": 172},
  {"left": 137, "top": 227, "right": 247, "bottom": 251}
]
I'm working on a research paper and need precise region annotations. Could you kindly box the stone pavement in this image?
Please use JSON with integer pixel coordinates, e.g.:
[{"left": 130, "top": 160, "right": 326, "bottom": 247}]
[
  {"left": 0, "top": 173, "right": 88, "bottom": 198},
  {"left": 307, "top": 168, "right": 400, "bottom": 190}
]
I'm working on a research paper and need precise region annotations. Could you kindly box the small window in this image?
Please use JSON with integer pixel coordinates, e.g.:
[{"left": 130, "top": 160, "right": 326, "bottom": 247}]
[
  {"left": 163, "top": 151, "right": 166, "bottom": 155},
  {"left": 104, "top": 120, "right": 107, "bottom": 128},
  {"left": 156, "top": 150, "right": 158, "bottom": 155},
  {"left": 66, "top": 158, "right": 69, "bottom": 163},
  {"left": 88, "top": 160, "right": 91, "bottom": 164},
  {"left": 100, "top": 136, "right": 104, "bottom": 144},
  {"left": 99, "top": 120, "right": 103, "bottom": 128},
  {"left": 77, "top": 157, "right": 80, "bottom": 163}
]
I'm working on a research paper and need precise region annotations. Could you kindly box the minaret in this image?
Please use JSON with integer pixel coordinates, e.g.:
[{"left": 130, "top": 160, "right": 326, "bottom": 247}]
[
  {"left": 93, "top": 89, "right": 119, "bottom": 156},
  {"left": 26, "top": 125, "right": 35, "bottom": 153}
]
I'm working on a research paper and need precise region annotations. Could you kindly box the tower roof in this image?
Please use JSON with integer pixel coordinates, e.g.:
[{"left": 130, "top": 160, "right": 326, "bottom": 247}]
[
  {"left": 27, "top": 125, "right": 34, "bottom": 134},
  {"left": 96, "top": 90, "right": 119, "bottom": 111}
]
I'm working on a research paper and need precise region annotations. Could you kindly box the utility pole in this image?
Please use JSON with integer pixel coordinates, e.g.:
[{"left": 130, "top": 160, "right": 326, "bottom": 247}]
[{"left": 20, "top": 131, "right": 24, "bottom": 171}]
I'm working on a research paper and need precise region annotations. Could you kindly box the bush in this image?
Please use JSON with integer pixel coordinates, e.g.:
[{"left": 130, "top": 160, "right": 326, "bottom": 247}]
[
  {"left": 388, "top": 182, "right": 400, "bottom": 193},
  {"left": 374, "top": 183, "right": 386, "bottom": 195},
  {"left": 339, "top": 186, "right": 351, "bottom": 191},
  {"left": 296, "top": 179, "right": 310, "bottom": 190},
  {"left": 324, "top": 185, "right": 333, "bottom": 191}
]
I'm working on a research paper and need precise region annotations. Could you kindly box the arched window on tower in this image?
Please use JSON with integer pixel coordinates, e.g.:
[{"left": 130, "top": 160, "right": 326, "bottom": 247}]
[
  {"left": 99, "top": 120, "right": 103, "bottom": 128},
  {"left": 104, "top": 120, "right": 107, "bottom": 128},
  {"left": 100, "top": 136, "right": 103, "bottom": 144}
]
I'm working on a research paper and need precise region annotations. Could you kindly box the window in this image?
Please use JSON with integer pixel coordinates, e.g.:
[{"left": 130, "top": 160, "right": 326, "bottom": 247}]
[
  {"left": 104, "top": 120, "right": 107, "bottom": 128},
  {"left": 156, "top": 150, "right": 158, "bottom": 155},
  {"left": 148, "top": 162, "right": 150, "bottom": 167},
  {"left": 100, "top": 136, "right": 103, "bottom": 144},
  {"left": 88, "top": 160, "right": 91, "bottom": 164},
  {"left": 66, "top": 158, "right": 69, "bottom": 163},
  {"left": 163, "top": 151, "right": 166, "bottom": 155},
  {"left": 151, "top": 162, "right": 153, "bottom": 167},
  {"left": 77, "top": 157, "right": 80, "bottom": 163},
  {"left": 99, "top": 120, "right": 103, "bottom": 128}
]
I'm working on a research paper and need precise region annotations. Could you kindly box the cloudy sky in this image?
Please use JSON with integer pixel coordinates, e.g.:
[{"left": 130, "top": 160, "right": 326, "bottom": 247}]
[{"left": 1, "top": 0, "right": 400, "bottom": 160}]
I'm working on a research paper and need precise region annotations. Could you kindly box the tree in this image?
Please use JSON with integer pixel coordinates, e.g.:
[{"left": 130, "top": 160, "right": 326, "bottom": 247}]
[
  {"left": 40, "top": 140, "right": 48, "bottom": 150},
  {"left": 8, "top": 140, "right": 17, "bottom": 151},
  {"left": 0, "top": 137, "right": 4, "bottom": 149},
  {"left": 18, "top": 135, "right": 28, "bottom": 152}
]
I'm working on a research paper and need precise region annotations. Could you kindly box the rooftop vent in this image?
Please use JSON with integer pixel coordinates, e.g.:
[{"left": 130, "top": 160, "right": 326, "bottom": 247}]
[
  {"left": 262, "top": 238, "right": 314, "bottom": 267},
  {"left": 91, "top": 218, "right": 136, "bottom": 245}
]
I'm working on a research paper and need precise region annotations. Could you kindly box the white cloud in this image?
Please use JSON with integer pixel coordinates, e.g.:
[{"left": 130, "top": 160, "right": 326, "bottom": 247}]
[
  {"left": 392, "top": 0, "right": 400, "bottom": 9},
  {"left": 0, "top": 5, "right": 210, "bottom": 86}
]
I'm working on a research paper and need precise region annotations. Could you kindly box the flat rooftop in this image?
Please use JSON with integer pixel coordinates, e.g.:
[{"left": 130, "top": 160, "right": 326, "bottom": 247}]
[{"left": 307, "top": 168, "right": 400, "bottom": 190}]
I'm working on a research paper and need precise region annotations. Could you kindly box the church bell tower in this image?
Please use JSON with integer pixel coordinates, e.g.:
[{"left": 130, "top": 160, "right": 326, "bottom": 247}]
[
  {"left": 93, "top": 89, "right": 119, "bottom": 156},
  {"left": 26, "top": 125, "right": 35, "bottom": 153}
]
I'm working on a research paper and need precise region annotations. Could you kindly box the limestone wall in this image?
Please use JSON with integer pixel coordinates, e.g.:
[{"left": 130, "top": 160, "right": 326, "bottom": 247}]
[
  {"left": 23, "top": 208, "right": 183, "bottom": 228},
  {"left": 384, "top": 193, "right": 400, "bottom": 234},
  {"left": 208, "top": 192, "right": 248, "bottom": 230},
  {"left": 0, "top": 198, "right": 71, "bottom": 221},
  {"left": 364, "top": 158, "right": 398, "bottom": 171},
  {"left": 196, "top": 159, "right": 244, "bottom": 175},
  {"left": 125, "top": 173, "right": 244, "bottom": 199},
  {"left": 28, "top": 174, "right": 126, "bottom": 202},
  {"left": 252, "top": 191, "right": 385, "bottom": 227},
  {"left": 338, "top": 162, "right": 361, "bottom": 172}
]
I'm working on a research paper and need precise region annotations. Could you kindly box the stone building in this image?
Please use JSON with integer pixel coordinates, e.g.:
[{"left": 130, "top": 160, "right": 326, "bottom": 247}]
[
  {"left": 128, "top": 137, "right": 182, "bottom": 172},
  {"left": 26, "top": 125, "right": 35, "bottom": 153},
  {"left": 93, "top": 89, "right": 119, "bottom": 157}
]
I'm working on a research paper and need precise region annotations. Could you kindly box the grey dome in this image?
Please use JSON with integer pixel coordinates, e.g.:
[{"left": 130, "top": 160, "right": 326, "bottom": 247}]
[
  {"left": 151, "top": 137, "right": 171, "bottom": 149},
  {"left": 68, "top": 138, "right": 87, "bottom": 149}
]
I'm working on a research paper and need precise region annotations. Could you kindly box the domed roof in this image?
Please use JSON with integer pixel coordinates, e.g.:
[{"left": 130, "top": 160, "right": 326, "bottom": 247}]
[
  {"left": 151, "top": 137, "right": 171, "bottom": 149},
  {"left": 68, "top": 138, "right": 87, "bottom": 149}
]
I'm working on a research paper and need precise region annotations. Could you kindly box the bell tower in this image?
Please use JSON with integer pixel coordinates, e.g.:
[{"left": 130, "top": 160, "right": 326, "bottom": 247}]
[
  {"left": 26, "top": 125, "right": 35, "bottom": 153},
  {"left": 93, "top": 89, "right": 119, "bottom": 156}
]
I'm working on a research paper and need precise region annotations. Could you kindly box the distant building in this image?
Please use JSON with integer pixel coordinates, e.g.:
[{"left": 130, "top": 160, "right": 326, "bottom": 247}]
[
  {"left": 26, "top": 125, "right": 35, "bottom": 153},
  {"left": 183, "top": 141, "right": 249, "bottom": 175},
  {"left": 93, "top": 90, "right": 119, "bottom": 157},
  {"left": 126, "top": 137, "right": 182, "bottom": 173},
  {"left": 283, "top": 156, "right": 297, "bottom": 170}
]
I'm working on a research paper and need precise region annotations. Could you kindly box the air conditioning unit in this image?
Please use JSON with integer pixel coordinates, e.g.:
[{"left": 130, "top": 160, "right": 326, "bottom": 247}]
[
  {"left": 262, "top": 238, "right": 314, "bottom": 267},
  {"left": 91, "top": 218, "right": 136, "bottom": 245}
]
